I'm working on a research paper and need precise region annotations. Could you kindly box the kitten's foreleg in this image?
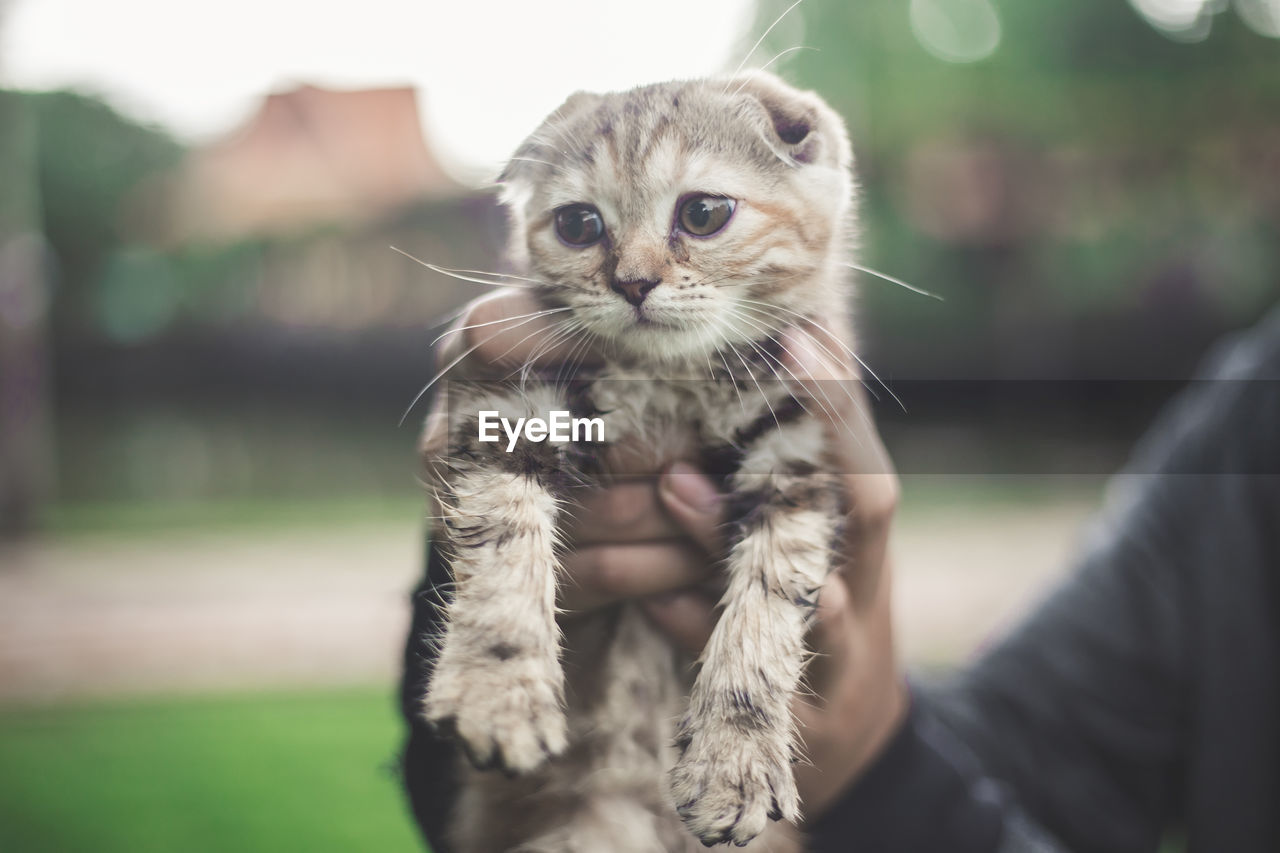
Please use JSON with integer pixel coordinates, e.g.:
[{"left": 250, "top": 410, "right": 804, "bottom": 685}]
[
  {"left": 672, "top": 417, "right": 840, "bottom": 847},
  {"left": 423, "top": 414, "right": 571, "bottom": 775}
]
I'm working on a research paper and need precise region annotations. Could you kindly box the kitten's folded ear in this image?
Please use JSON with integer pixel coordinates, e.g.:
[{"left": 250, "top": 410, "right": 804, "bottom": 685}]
[{"left": 729, "top": 72, "right": 851, "bottom": 170}]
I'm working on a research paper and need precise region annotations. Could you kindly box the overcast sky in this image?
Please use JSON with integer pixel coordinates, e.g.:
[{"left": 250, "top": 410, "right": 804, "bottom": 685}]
[{"left": 1, "top": 0, "right": 761, "bottom": 183}]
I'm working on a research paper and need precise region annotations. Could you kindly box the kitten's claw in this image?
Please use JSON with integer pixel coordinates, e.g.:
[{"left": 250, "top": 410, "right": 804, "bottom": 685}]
[
  {"left": 670, "top": 728, "right": 798, "bottom": 847},
  {"left": 424, "top": 659, "right": 567, "bottom": 774}
]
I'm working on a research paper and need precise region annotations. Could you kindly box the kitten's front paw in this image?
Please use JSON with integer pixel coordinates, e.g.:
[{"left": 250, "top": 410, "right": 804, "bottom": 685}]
[
  {"left": 424, "top": 658, "right": 567, "bottom": 775},
  {"left": 670, "top": 726, "right": 798, "bottom": 847}
]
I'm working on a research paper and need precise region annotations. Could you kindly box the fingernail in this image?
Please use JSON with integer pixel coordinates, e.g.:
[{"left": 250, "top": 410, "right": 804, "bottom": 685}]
[{"left": 661, "top": 462, "right": 721, "bottom": 516}]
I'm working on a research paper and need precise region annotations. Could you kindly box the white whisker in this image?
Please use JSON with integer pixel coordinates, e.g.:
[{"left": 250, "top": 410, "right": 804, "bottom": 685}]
[
  {"left": 731, "top": 297, "right": 906, "bottom": 413},
  {"left": 432, "top": 267, "right": 548, "bottom": 285},
  {"left": 712, "top": 344, "right": 751, "bottom": 418},
  {"left": 745, "top": 316, "right": 873, "bottom": 449},
  {"left": 723, "top": 338, "right": 781, "bottom": 431},
  {"left": 430, "top": 307, "right": 573, "bottom": 349},
  {"left": 487, "top": 316, "right": 584, "bottom": 386},
  {"left": 729, "top": 47, "right": 819, "bottom": 98},
  {"left": 507, "top": 155, "right": 567, "bottom": 175},
  {"left": 517, "top": 319, "right": 589, "bottom": 389},
  {"left": 842, "top": 262, "right": 944, "bottom": 301},
  {"left": 422, "top": 303, "right": 472, "bottom": 334},
  {"left": 724, "top": 0, "right": 807, "bottom": 86},
  {"left": 554, "top": 330, "right": 600, "bottom": 387},
  {"left": 725, "top": 307, "right": 843, "bottom": 428},
  {"left": 399, "top": 310, "right": 563, "bottom": 426},
  {"left": 390, "top": 246, "right": 537, "bottom": 290}
]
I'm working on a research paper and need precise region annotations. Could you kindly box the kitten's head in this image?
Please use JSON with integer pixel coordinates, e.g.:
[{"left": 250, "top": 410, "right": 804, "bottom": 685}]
[{"left": 499, "top": 72, "right": 856, "bottom": 365}]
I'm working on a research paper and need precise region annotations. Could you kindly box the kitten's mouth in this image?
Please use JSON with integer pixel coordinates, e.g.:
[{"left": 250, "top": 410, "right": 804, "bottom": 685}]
[{"left": 632, "top": 309, "right": 675, "bottom": 328}]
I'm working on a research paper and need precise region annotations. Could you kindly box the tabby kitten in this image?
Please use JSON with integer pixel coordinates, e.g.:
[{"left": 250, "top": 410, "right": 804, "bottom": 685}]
[{"left": 420, "top": 72, "right": 856, "bottom": 852}]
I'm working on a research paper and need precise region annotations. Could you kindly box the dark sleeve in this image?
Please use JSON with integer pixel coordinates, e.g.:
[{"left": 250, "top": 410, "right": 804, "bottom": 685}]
[
  {"left": 400, "top": 539, "right": 461, "bottom": 853},
  {"left": 808, "top": 308, "right": 1280, "bottom": 853},
  {"left": 806, "top": 694, "right": 1049, "bottom": 853}
]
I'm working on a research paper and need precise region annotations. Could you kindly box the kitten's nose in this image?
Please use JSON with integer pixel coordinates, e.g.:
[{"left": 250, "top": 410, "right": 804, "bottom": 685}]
[{"left": 611, "top": 277, "right": 660, "bottom": 307}]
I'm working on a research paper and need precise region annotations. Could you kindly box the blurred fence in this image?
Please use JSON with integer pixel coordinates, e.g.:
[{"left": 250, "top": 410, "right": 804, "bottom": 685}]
[{"left": 52, "top": 198, "right": 505, "bottom": 508}]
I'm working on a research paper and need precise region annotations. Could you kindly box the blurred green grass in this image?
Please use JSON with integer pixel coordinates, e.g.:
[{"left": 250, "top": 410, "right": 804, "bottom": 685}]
[
  {"left": 0, "top": 687, "right": 425, "bottom": 853},
  {"left": 42, "top": 495, "right": 425, "bottom": 538},
  {"left": 898, "top": 473, "right": 1104, "bottom": 515},
  {"left": 39, "top": 475, "right": 1104, "bottom": 538},
  {"left": 0, "top": 685, "right": 1186, "bottom": 852}
]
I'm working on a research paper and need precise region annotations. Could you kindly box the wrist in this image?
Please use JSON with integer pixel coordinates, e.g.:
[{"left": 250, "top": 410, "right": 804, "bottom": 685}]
[
  {"left": 801, "top": 692, "right": 1005, "bottom": 853},
  {"left": 796, "top": 672, "right": 910, "bottom": 821}
]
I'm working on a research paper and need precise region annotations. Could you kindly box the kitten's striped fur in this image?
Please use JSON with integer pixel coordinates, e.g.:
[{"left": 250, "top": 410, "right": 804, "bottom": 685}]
[{"left": 420, "top": 72, "right": 856, "bottom": 851}]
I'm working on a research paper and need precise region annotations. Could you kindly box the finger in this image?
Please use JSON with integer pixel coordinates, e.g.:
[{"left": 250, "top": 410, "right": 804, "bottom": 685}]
[
  {"left": 561, "top": 481, "right": 686, "bottom": 547},
  {"left": 797, "top": 565, "right": 897, "bottom": 727},
  {"left": 801, "top": 574, "right": 854, "bottom": 697},
  {"left": 779, "top": 323, "right": 890, "bottom": 477},
  {"left": 559, "top": 541, "right": 716, "bottom": 612},
  {"left": 603, "top": 443, "right": 674, "bottom": 478},
  {"left": 437, "top": 289, "right": 602, "bottom": 374},
  {"left": 786, "top": 322, "right": 896, "bottom": 492},
  {"left": 419, "top": 409, "right": 449, "bottom": 458},
  {"left": 641, "top": 590, "right": 719, "bottom": 655},
  {"left": 791, "top": 561, "right": 906, "bottom": 819},
  {"left": 597, "top": 442, "right": 675, "bottom": 478},
  {"left": 657, "top": 462, "right": 728, "bottom": 556},
  {"left": 781, "top": 324, "right": 899, "bottom": 609}
]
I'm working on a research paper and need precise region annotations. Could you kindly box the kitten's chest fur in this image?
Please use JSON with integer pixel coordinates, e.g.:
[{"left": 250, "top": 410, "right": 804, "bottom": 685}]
[{"left": 586, "top": 367, "right": 759, "bottom": 468}]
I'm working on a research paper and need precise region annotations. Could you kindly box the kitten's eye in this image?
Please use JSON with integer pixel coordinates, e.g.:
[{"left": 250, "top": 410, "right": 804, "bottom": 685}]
[
  {"left": 677, "top": 196, "right": 735, "bottom": 237},
  {"left": 554, "top": 204, "right": 605, "bottom": 247}
]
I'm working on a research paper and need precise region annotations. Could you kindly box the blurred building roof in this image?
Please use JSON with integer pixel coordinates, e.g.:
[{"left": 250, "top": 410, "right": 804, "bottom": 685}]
[{"left": 158, "top": 85, "right": 463, "bottom": 242}]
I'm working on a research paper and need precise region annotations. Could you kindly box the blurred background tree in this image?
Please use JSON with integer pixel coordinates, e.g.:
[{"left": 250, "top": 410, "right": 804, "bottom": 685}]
[
  {"left": 24, "top": 90, "right": 184, "bottom": 339},
  {"left": 755, "top": 0, "right": 1279, "bottom": 380}
]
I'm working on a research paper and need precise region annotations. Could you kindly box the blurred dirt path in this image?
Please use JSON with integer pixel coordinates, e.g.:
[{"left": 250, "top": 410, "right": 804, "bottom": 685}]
[
  {"left": 0, "top": 523, "right": 423, "bottom": 703},
  {"left": 0, "top": 498, "right": 1094, "bottom": 703}
]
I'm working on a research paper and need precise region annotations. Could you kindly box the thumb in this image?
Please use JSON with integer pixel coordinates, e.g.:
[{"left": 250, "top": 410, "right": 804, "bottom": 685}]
[{"left": 657, "top": 462, "right": 727, "bottom": 556}]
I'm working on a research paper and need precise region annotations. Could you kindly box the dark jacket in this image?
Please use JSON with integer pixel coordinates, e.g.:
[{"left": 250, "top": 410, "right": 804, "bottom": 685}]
[{"left": 812, "top": 307, "right": 1280, "bottom": 852}]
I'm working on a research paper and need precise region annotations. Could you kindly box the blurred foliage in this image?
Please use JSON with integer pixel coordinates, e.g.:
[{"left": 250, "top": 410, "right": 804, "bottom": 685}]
[
  {"left": 0, "top": 92, "right": 40, "bottom": 234},
  {"left": 91, "top": 240, "right": 265, "bottom": 343},
  {"left": 0, "top": 688, "right": 422, "bottom": 852},
  {"left": 53, "top": 396, "right": 424, "bottom": 507},
  {"left": 787, "top": 1, "right": 1280, "bottom": 145},
  {"left": 58, "top": 200, "right": 496, "bottom": 347},
  {"left": 754, "top": 0, "right": 1279, "bottom": 377},
  {"left": 19, "top": 90, "right": 185, "bottom": 325}
]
